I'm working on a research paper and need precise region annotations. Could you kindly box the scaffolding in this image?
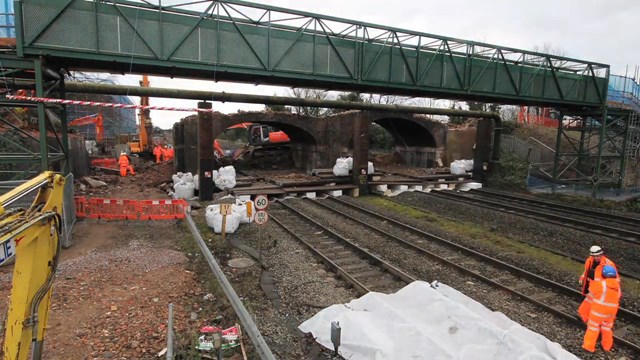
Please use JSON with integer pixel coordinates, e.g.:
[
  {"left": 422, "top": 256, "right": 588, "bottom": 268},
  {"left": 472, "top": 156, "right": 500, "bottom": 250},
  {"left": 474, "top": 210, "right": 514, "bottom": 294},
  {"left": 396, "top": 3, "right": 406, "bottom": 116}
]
[{"left": 531, "top": 70, "right": 640, "bottom": 196}]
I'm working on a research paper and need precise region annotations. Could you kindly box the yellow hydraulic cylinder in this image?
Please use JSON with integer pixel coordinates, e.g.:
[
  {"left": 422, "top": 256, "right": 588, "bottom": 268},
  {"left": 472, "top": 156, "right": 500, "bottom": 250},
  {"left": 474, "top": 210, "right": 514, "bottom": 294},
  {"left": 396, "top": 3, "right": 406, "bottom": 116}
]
[{"left": 1, "top": 172, "right": 65, "bottom": 360}]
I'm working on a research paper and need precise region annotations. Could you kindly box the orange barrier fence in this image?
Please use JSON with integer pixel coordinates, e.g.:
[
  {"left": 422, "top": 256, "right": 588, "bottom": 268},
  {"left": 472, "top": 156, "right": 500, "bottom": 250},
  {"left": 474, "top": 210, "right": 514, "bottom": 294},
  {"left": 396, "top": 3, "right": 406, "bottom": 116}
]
[
  {"left": 139, "top": 199, "right": 188, "bottom": 220},
  {"left": 86, "top": 198, "right": 139, "bottom": 220},
  {"left": 74, "top": 197, "right": 188, "bottom": 221},
  {"left": 75, "top": 197, "right": 87, "bottom": 218},
  {"left": 90, "top": 158, "right": 118, "bottom": 168}
]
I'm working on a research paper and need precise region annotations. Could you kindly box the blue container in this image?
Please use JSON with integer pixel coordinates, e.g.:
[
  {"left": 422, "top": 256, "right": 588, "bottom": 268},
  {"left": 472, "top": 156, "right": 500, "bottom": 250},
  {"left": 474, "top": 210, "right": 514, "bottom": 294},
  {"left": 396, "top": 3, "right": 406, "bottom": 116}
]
[{"left": 0, "top": 0, "right": 15, "bottom": 38}]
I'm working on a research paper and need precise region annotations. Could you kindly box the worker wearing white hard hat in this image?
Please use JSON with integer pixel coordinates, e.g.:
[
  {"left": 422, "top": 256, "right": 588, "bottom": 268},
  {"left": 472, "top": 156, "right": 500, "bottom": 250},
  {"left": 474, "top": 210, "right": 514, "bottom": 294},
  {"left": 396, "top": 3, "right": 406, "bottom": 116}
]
[{"left": 577, "top": 245, "right": 621, "bottom": 323}]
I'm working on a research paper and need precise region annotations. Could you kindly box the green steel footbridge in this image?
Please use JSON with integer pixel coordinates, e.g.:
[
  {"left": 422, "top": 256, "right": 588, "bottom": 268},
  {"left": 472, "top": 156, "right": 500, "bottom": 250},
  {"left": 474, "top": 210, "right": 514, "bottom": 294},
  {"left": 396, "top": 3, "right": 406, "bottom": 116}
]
[{"left": 0, "top": 0, "right": 636, "bottom": 192}]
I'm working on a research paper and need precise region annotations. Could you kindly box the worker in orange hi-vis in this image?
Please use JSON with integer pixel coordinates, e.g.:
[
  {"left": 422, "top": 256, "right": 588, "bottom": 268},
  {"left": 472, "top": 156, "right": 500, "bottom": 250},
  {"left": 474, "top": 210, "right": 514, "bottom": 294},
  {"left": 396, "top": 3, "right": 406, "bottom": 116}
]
[
  {"left": 161, "top": 145, "right": 170, "bottom": 161},
  {"left": 582, "top": 265, "right": 620, "bottom": 353},
  {"left": 153, "top": 144, "right": 163, "bottom": 163},
  {"left": 578, "top": 245, "right": 620, "bottom": 322},
  {"left": 167, "top": 146, "right": 174, "bottom": 160},
  {"left": 118, "top": 152, "right": 136, "bottom": 177}
]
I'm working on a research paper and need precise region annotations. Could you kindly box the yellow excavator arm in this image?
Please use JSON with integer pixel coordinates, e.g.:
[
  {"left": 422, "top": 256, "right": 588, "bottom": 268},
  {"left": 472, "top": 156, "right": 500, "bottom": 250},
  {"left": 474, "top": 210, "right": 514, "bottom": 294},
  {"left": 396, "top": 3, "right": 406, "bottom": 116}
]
[{"left": 1, "top": 172, "right": 65, "bottom": 360}]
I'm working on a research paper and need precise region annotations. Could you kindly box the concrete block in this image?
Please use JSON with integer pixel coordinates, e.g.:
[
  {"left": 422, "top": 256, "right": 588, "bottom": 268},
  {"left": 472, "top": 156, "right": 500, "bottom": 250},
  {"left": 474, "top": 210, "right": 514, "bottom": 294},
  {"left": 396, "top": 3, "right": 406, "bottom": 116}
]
[
  {"left": 391, "top": 185, "right": 409, "bottom": 191},
  {"left": 325, "top": 190, "right": 343, "bottom": 197},
  {"left": 237, "top": 195, "right": 251, "bottom": 202},
  {"left": 409, "top": 185, "right": 423, "bottom": 192},
  {"left": 305, "top": 192, "right": 317, "bottom": 199}
]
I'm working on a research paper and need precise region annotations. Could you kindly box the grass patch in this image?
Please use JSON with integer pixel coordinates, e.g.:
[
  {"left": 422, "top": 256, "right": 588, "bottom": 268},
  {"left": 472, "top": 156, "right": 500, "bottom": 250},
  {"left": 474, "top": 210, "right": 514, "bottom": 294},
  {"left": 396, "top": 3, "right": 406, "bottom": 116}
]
[{"left": 360, "top": 196, "right": 640, "bottom": 297}]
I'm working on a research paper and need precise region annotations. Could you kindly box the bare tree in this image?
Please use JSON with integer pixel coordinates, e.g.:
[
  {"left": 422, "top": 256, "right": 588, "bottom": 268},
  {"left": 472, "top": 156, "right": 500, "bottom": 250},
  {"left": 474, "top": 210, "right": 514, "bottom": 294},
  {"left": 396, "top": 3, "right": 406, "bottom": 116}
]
[{"left": 288, "top": 88, "right": 330, "bottom": 117}]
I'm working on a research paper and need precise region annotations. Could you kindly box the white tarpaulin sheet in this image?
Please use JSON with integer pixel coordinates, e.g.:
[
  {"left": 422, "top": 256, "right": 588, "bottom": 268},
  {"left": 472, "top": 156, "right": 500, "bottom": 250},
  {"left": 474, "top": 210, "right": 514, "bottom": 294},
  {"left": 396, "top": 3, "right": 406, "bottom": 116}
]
[{"left": 299, "top": 281, "right": 578, "bottom": 360}]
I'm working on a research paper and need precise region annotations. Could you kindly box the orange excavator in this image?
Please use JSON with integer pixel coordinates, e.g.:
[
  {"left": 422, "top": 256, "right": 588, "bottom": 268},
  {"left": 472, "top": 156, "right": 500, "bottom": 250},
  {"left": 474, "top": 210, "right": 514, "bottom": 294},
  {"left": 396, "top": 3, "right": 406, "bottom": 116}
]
[
  {"left": 128, "top": 75, "right": 153, "bottom": 155},
  {"left": 214, "top": 123, "right": 290, "bottom": 160},
  {"left": 68, "top": 113, "right": 104, "bottom": 143}
]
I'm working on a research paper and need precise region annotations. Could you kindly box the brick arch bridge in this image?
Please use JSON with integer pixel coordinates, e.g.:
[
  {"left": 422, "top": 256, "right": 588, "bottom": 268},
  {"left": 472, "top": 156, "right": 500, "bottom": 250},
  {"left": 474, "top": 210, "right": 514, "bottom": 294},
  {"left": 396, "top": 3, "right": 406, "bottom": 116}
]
[{"left": 174, "top": 110, "right": 447, "bottom": 173}]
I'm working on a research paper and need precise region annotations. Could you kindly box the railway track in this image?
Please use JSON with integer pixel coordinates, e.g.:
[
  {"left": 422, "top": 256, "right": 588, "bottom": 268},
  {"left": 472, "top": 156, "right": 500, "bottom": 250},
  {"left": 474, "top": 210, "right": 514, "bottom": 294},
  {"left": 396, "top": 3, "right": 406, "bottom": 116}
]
[
  {"left": 268, "top": 201, "right": 413, "bottom": 295},
  {"left": 474, "top": 188, "right": 640, "bottom": 229},
  {"left": 384, "top": 196, "right": 640, "bottom": 282},
  {"left": 276, "top": 196, "right": 640, "bottom": 354},
  {"left": 423, "top": 190, "right": 640, "bottom": 246}
]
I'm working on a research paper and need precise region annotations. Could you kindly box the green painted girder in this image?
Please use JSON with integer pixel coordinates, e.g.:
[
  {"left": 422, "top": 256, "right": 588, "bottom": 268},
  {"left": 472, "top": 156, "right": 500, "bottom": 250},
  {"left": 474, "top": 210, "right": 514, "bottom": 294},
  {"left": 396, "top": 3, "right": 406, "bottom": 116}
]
[{"left": 16, "top": 0, "right": 609, "bottom": 108}]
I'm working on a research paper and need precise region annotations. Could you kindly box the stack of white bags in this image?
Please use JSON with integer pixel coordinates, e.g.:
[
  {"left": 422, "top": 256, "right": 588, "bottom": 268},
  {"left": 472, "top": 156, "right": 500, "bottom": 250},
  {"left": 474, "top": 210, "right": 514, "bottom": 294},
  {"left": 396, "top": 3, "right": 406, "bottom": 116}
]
[
  {"left": 205, "top": 198, "right": 255, "bottom": 234},
  {"left": 172, "top": 172, "right": 196, "bottom": 199},
  {"left": 332, "top": 157, "right": 374, "bottom": 176},
  {"left": 450, "top": 159, "right": 474, "bottom": 175}
]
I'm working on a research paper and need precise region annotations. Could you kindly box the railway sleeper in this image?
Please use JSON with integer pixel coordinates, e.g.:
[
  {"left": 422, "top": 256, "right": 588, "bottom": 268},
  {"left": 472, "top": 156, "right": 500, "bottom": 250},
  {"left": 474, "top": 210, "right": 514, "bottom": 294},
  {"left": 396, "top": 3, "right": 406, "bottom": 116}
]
[
  {"left": 364, "top": 277, "right": 398, "bottom": 289},
  {"left": 529, "top": 292, "right": 557, "bottom": 302},
  {"left": 614, "top": 325, "right": 634, "bottom": 338},
  {"left": 341, "top": 263, "right": 370, "bottom": 271},
  {"left": 332, "top": 257, "right": 363, "bottom": 266},
  {"left": 332, "top": 250, "right": 355, "bottom": 259},
  {"left": 320, "top": 245, "right": 346, "bottom": 253},
  {"left": 351, "top": 269, "right": 383, "bottom": 279}
]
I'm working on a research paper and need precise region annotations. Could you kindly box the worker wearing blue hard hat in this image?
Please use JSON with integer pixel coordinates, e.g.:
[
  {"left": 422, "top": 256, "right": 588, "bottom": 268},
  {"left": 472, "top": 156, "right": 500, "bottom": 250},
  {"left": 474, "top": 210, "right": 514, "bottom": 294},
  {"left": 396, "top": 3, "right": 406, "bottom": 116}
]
[
  {"left": 582, "top": 264, "right": 620, "bottom": 353},
  {"left": 578, "top": 245, "right": 620, "bottom": 322}
]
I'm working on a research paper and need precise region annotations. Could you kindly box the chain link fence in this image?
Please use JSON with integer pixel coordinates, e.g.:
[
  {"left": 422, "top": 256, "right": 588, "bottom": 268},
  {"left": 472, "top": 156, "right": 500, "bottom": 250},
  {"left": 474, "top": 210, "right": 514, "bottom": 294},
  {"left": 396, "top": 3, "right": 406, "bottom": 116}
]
[{"left": 61, "top": 173, "right": 76, "bottom": 248}]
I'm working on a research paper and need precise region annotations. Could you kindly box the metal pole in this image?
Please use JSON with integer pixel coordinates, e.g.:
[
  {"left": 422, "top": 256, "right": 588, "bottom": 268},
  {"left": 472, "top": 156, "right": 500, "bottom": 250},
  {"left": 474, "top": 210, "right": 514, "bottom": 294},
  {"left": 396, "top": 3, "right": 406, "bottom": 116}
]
[
  {"left": 166, "top": 303, "right": 174, "bottom": 360},
  {"left": 197, "top": 101, "right": 214, "bottom": 201},
  {"left": 34, "top": 59, "right": 48, "bottom": 171},
  {"left": 618, "top": 111, "right": 632, "bottom": 189},
  {"left": 59, "top": 69, "right": 70, "bottom": 174},
  {"left": 184, "top": 212, "right": 277, "bottom": 360},
  {"left": 592, "top": 106, "right": 608, "bottom": 198},
  {"left": 551, "top": 111, "right": 564, "bottom": 193},
  {"left": 65, "top": 81, "right": 500, "bottom": 119}
]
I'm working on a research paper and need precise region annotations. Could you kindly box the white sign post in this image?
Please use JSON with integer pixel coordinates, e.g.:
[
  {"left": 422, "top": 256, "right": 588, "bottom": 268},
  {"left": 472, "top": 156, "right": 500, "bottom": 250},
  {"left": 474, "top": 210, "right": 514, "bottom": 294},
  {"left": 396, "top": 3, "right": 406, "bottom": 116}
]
[{"left": 254, "top": 195, "right": 269, "bottom": 266}]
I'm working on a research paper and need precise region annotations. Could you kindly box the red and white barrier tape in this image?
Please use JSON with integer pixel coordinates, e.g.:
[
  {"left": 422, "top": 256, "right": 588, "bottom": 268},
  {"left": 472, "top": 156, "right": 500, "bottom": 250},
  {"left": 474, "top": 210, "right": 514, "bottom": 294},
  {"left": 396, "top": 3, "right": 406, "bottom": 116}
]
[{"left": 6, "top": 95, "right": 214, "bottom": 112}]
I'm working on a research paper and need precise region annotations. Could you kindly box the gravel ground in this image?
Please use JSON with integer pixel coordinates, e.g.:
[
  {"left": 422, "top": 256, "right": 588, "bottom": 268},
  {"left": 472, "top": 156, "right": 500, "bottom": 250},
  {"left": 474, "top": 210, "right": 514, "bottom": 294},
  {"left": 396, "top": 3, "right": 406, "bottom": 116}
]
[
  {"left": 192, "top": 207, "right": 357, "bottom": 359},
  {"left": 279, "top": 197, "right": 637, "bottom": 359}
]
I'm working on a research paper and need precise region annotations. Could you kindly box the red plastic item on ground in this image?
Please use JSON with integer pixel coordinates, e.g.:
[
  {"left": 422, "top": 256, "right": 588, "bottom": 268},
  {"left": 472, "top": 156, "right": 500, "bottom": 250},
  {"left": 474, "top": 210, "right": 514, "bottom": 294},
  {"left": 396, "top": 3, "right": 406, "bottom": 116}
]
[
  {"left": 86, "top": 198, "right": 139, "bottom": 220},
  {"left": 90, "top": 158, "right": 118, "bottom": 168},
  {"left": 138, "top": 199, "right": 188, "bottom": 220}
]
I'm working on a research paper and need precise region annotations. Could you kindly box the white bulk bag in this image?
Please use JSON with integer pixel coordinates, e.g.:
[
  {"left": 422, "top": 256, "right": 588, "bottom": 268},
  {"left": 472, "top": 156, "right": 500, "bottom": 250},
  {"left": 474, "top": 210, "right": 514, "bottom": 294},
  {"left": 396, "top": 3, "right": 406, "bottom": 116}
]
[
  {"left": 333, "top": 162, "right": 349, "bottom": 176},
  {"left": 234, "top": 199, "right": 255, "bottom": 224},
  {"left": 174, "top": 182, "right": 195, "bottom": 199},
  {"left": 172, "top": 172, "right": 184, "bottom": 186},
  {"left": 183, "top": 172, "right": 194, "bottom": 183}
]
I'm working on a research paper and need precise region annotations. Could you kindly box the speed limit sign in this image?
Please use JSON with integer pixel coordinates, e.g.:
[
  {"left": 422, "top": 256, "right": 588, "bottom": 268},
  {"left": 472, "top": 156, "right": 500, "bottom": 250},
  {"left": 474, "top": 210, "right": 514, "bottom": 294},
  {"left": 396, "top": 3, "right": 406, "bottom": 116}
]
[
  {"left": 254, "top": 195, "right": 269, "bottom": 210},
  {"left": 255, "top": 210, "right": 269, "bottom": 225}
]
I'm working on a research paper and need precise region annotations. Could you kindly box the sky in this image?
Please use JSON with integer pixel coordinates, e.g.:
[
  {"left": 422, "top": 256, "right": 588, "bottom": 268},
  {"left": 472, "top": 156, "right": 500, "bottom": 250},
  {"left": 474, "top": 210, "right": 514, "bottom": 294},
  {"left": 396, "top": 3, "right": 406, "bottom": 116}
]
[{"left": 111, "top": 0, "right": 640, "bottom": 129}]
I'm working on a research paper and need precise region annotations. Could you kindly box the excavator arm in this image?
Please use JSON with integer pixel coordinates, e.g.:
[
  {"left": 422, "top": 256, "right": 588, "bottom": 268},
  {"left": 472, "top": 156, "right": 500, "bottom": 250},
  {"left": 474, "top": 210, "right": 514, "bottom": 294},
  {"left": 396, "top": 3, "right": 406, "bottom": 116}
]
[
  {"left": 69, "top": 114, "right": 104, "bottom": 143},
  {"left": 1, "top": 172, "right": 65, "bottom": 360}
]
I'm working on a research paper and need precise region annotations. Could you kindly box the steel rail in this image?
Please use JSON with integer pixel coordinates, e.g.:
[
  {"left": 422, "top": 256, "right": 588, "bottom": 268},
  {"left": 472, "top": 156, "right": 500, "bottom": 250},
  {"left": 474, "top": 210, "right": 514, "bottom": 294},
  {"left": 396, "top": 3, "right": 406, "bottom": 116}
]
[
  {"left": 426, "top": 190, "right": 640, "bottom": 245},
  {"left": 325, "top": 197, "right": 640, "bottom": 321},
  {"left": 472, "top": 188, "right": 640, "bottom": 228},
  {"left": 383, "top": 196, "right": 640, "bottom": 281},
  {"left": 273, "top": 200, "right": 415, "bottom": 285},
  {"left": 321, "top": 196, "right": 640, "bottom": 354},
  {"left": 270, "top": 212, "right": 370, "bottom": 295},
  {"left": 184, "top": 213, "right": 276, "bottom": 360}
]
